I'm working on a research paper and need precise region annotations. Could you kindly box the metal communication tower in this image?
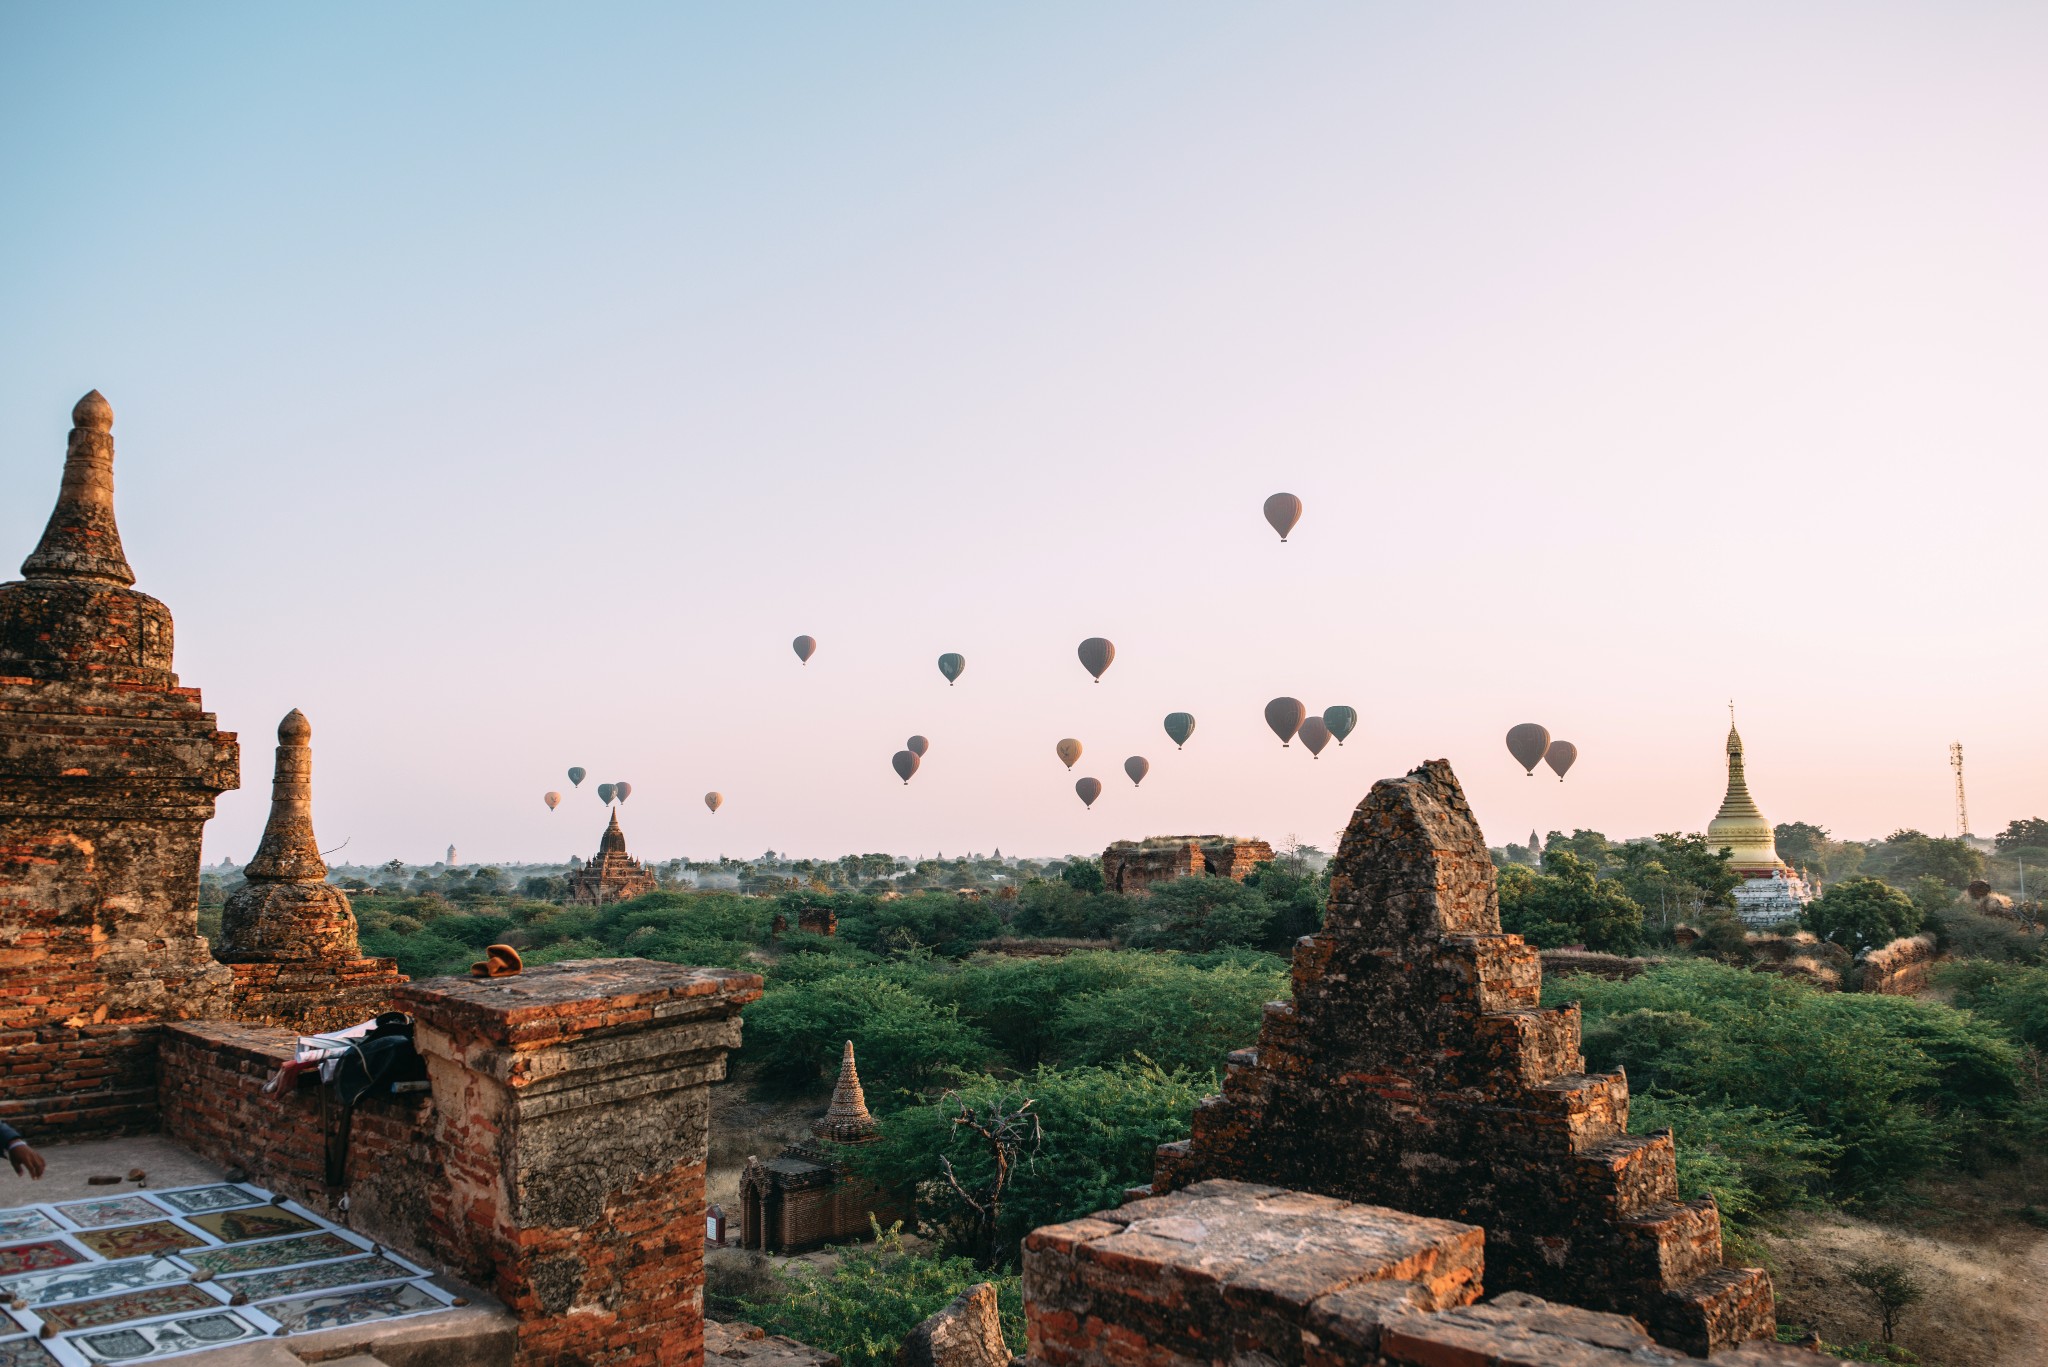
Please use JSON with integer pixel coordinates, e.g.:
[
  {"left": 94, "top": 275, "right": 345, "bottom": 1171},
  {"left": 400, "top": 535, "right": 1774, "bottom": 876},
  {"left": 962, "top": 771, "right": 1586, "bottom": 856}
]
[{"left": 1950, "top": 742, "right": 1969, "bottom": 838}]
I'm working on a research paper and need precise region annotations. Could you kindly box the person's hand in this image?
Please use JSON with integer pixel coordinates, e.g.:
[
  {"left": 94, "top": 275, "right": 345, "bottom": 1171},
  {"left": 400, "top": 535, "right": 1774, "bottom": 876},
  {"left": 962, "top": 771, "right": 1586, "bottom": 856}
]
[{"left": 7, "top": 1142, "right": 45, "bottom": 1180}]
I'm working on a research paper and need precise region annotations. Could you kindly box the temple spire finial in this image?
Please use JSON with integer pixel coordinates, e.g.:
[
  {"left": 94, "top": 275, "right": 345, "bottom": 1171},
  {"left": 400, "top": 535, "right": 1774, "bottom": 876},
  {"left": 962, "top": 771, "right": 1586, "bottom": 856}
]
[
  {"left": 243, "top": 708, "right": 328, "bottom": 883},
  {"left": 812, "top": 1039, "right": 880, "bottom": 1143},
  {"left": 22, "top": 391, "right": 135, "bottom": 586}
]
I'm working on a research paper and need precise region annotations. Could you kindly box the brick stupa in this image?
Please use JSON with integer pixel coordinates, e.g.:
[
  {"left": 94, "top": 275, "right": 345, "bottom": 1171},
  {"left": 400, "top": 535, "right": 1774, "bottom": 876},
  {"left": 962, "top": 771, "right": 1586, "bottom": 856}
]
[
  {"left": 0, "top": 392, "right": 239, "bottom": 1136},
  {"left": 1149, "top": 760, "right": 1774, "bottom": 1355},
  {"left": 218, "top": 709, "right": 405, "bottom": 1031}
]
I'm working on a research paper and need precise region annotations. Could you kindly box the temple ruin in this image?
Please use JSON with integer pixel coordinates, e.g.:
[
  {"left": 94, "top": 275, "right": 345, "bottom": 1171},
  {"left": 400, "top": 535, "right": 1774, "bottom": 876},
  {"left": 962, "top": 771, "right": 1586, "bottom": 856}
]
[
  {"left": 740, "top": 1041, "right": 907, "bottom": 1253},
  {"left": 566, "top": 808, "right": 659, "bottom": 905},
  {"left": 1100, "top": 835, "right": 1274, "bottom": 894},
  {"left": 218, "top": 709, "right": 407, "bottom": 1030},
  {"left": 1144, "top": 760, "right": 1772, "bottom": 1355},
  {"left": 0, "top": 391, "right": 240, "bottom": 1136}
]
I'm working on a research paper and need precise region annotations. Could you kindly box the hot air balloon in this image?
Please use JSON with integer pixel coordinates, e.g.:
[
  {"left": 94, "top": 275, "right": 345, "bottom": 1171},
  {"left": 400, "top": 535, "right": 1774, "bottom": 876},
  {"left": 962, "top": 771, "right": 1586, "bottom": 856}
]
[
  {"left": 1077, "top": 638, "right": 1115, "bottom": 682},
  {"left": 1056, "top": 738, "right": 1083, "bottom": 770},
  {"left": 544, "top": 791, "right": 562, "bottom": 811},
  {"left": 938, "top": 653, "right": 966, "bottom": 686},
  {"left": 907, "top": 735, "right": 929, "bottom": 756},
  {"left": 1075, "top": 777, "right": 1102, "bottom": 808},
  {"left": 597, "top": 783, "right": 616, "bottom": 804},
  {"left": 1163, "top": 712, "right": 1196, "bottom": 749},
  {"left": 615, "top": 781, "right": 633, "bottom": 803},
  {"left": 1544, "top": 741, "right": 1578, "bottom": 782},
  {"left": 1124, "top": 756, "right": 1149, "bottom": 787},
  {"left": 892, "top": 750, "right": 920, "bottom": 784},
  {"left": 1322, "top": 706, "right": 1357, "bottom": 746},
  {"left": 704, "top": 792, "right": 724, "bottom": 813},
  {"left": 1263, "top": 492, "right": 1303, "bottom": 542},
  {"left": 1298, "top": 716, "right": 1331, "bottom": 757},
  {"left": 793, "top": 635, "right": 816, "bottom": 665},
  {"left": 1264, "top": 697, "right": 1306, "bottom": 746},
  {"left": 1506, "top": 724, "right": 1550, "bottom": 775},
  {"left": 567, "top": 767, "right": 586, "bottom": 788}
]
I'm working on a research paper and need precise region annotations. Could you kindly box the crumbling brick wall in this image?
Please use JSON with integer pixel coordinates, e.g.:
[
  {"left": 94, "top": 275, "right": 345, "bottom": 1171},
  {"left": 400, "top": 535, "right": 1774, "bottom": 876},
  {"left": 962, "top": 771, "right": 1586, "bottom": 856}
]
[
  {"left": 1148, "top": 761, "right": 1773, "bottom": 1356},
  {"left": 1856, "top": 933, "right": 1941, "bottom": 996},
  {"left": 1101, "top": 836, "right": 1276, "bottom": 895}
]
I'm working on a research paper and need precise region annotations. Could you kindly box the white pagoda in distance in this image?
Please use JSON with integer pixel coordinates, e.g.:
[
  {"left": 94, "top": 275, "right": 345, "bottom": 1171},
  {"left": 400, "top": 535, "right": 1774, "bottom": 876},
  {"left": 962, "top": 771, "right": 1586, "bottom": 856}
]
[{"left": 1707, "top": 717, "right": 1814, "bottom": 927}]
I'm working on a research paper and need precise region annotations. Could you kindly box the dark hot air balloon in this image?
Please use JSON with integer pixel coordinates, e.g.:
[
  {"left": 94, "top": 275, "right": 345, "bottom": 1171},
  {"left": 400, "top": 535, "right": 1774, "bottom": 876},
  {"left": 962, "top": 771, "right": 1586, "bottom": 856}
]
[
  {"left": 1075, "top": 777, "right": 1102, "bottom": 808},
  {"left": 597, "top": 783, "right": 616, "bottom": 804},
  {"left": 938, "top": 653, "right": 966, "bottom": 686},
  {"left": 543, "top": 791, "right": 561, "bottom": 811},
  {"left": 1298, "top": 716, "right": 1331, "bottom": 757},
  {"left": 1506, "top": 724, "right": 1550, "bottom": 775},
  {"left": 704, "top": 792, "right": 724, "bottom": 813},
  {"left": 892, "top": 750, "right": 920, "bottom": 784},
  {"left": 1263, "top": 492, "right": 1303, "bottom": 541},
  {"left": 1163, "top": 712, "right": 1196, "bottom": 749},
  {"left": 907, "top": 735, "right": 929, "bottom": 756},
  {"left": 1544, "top": 741, "right": 1578, "bottom": 782},
  {"left": 615, "top": 781, "right": 632, "bottom": 803},
  {"left": 1124, "top": 756, "right": 1149, "bottom": 786},
  {"left": 567, "top": 767, "right": 586, "bottom": 787},
  {"left": 1056, "top": 738, "right": 1083, "bottom": 769},
  {"left": 1322, "top": 705, "right": 1357, "bottom": 746},
  {"left": 1265, "top": 697, "right": 1306, "bottom": 746},
  {"left": 793, "top": 635, "right": 816, "bottom": 665},
  {"left": 1077, "top": 638, "right": 1114, "bottom": 682}
]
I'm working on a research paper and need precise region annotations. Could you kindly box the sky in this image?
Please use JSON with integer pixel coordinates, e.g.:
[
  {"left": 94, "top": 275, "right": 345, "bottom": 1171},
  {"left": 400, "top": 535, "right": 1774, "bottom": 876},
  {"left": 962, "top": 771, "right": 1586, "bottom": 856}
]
[{"left": 3, "top": 3, "right": 2044, "bottom": 867}]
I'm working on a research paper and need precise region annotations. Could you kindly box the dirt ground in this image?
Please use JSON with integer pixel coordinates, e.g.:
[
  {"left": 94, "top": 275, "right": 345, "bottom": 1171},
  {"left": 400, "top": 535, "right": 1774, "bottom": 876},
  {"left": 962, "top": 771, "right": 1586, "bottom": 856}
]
[
  {"left": 1760, "top": 1155, "right": 2048, "bottom": 1367},
  {"left": 706, "top": 1078, "right": 825, "bottom": 1215}
]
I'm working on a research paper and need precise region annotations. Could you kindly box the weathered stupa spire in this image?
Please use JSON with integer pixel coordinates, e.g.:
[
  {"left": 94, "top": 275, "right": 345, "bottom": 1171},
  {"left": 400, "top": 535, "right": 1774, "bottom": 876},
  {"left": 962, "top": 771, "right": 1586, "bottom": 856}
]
[
  {"left": 812, "top": 1040, "right": 880, "bottom": 1143},
  {"left": 243, "top": 709, "right": 327, "bottom": 882},
  {"left": 218, "top": 709, "right": 361, "bottom": 963},
  {"left": 22, "top": 391, "right": 135, "bottom": 585}
]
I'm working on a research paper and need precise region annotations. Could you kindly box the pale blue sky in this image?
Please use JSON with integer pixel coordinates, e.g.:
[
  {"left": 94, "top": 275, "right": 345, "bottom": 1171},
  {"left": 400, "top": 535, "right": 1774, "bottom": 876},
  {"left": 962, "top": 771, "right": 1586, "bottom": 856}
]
[{"left": 3, "top": 3, "right": 2043, "bottom": 864}]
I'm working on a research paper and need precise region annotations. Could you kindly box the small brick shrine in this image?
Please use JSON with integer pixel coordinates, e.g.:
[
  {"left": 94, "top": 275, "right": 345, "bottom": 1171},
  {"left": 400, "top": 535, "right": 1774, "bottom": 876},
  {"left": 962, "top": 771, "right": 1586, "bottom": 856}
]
[
  {"left": 1101, "top": 836, "right": 1274, "bottom": 895},
  {"left": 741, "top": 1040, "right": 907, "bottom": 1254},
  {"left": 1148, "top": 760, "right": 1774, "bottom": 1355},
  {"left": 218, "top": 708, "right": 407, "bottom": 1031}
]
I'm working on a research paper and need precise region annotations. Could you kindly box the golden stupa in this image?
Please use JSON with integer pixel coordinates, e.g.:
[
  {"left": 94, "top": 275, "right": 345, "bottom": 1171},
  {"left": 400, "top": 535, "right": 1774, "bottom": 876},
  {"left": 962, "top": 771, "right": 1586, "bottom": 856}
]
[{"left": 1706, "top": 722, "right": 1786, "bottom": 878}]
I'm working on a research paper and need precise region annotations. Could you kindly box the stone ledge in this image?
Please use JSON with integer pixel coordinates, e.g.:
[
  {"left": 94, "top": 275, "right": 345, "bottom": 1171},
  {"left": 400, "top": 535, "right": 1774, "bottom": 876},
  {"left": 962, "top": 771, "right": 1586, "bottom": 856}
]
[{"left": 392, "top": 959, "right": 763, "bottom": 1051}]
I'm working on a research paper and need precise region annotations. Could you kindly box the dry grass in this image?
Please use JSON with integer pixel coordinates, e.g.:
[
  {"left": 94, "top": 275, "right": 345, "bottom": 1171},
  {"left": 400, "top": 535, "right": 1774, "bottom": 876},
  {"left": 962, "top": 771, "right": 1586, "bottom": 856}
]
[{"left": 1760, "top": 1157, "right": 2048, "bottom": 1367}]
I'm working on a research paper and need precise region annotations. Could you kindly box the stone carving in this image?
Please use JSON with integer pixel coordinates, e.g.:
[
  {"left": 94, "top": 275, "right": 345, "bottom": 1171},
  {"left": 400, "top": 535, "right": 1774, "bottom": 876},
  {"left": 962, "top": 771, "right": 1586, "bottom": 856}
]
[
  {"left": 566, "top": 810, "right": 658, "bottom": 905},
  {"left": 0, "top": 391, "right": 238, "bottom": 1137},
  {"left": 896, "top": 1282, "right": 1008, "bottom": 1367},
  {"left": 1149, "top": 761, "right": 1774, "bottom": 1355},
  {"left": 1100, "top": 836, "right": 1273, "bottom": 895}
]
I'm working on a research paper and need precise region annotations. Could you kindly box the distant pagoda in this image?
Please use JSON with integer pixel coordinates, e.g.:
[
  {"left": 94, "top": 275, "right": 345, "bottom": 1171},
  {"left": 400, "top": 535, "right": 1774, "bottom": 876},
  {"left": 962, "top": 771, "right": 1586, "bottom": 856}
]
[
  {"left": 566, "top": 809, "right": 656, "bottom": 906},
  {"left": 1707, "top": 717, "right": 1812, "bottom": 927}
]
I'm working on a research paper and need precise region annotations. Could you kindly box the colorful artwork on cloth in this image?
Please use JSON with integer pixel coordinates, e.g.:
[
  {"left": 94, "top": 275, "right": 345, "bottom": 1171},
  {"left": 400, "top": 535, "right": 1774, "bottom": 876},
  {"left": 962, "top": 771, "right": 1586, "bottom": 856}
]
[
  {"left": 0, "top": 1210, "right": 59, "bottom": 1242},
  {"left": 149, "top": 1186, "right": 263, "bottom": 1217},
  {"left": 0, "top": 1337, "right": 57, "bottom": 1366},
  {"left": 0, "top": 1257, "right": 189, "bottom": 1307},
  {"left": 218, "top": 1254, "right": 415, "bottom": 1301},
  {"left": 181, "top": 1232, "right": 360, "bottom": 1276},
  {"left": 51, "top": 1197, "right": 170, "bottom": 1231},
  {"left": 186, "top": 1206, "right": 315, "bottom": 1243},
  {"left": 0, "top": 1241, "right": 84, "bottom": 1277},
  {"left": 67, "top": 1311, "right": 259, "bottom": 1363},
  {"left": 260, "top": 1280, "right": 442, "bottom": 1333},
  {"left": 34, "top": 1283, "right": 221, "bottom": 1333},
  {"left": 72, "top": 1222, "right": 202, "bottom": 1260}
]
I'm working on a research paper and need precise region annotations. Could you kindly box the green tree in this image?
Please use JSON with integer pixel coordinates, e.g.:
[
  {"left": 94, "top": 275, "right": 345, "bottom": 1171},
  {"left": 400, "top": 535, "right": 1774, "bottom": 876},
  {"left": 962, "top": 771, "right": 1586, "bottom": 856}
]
[
  {"left": 1496, "top": 850, "right": 1645, "bottom": 952},
  {"left": 1773, "top": 822, "right": 1831, "bottom": 878},
  {"left": 1543, "top": 829, "right": 1613, "bottom": 873},
  {"left": 1011, "top": 879, "right": 1130, "bottom": 940},
  {"left": 742, "top": 968, "right": 993, "bottom": 1100},
  {"left": 1126, "top": 876, "right": 1273, "bottom": 952},
  {"left": 1993, "top": 818, "right": 2048, "bottom": 853},
  {"left": 1059, "top": 858, "right": 1105, "bottom": 893},
  {"left": 1804, "top": 877, "right": 1921, "bottom": 953},
  {"left": 1866, "top": 830, "right": 1983, "bottom": 890},
  {"left": 740, "top": 1226, "right": 1022, "bottom": 1367},
  {"left": 1048, "top": 958, "right": 1286, "bottom": 1074}
]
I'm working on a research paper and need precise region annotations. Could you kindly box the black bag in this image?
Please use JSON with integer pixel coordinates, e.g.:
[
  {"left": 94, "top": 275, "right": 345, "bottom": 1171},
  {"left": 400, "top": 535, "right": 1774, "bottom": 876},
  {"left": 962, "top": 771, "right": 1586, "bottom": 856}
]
[{"left": 322, "top": 1013, "right": 429, "bottom": 1187}]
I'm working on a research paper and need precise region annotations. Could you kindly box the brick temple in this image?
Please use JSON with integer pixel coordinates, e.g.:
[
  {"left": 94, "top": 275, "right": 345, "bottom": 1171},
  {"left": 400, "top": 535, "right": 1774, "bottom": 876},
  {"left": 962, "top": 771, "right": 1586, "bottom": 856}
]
[
  {"left": 566, "top": 808, "right": 658, "bottom": 905},
  {"left": 1100, "top": 835, "right": 1274, "bottom": 894},
  {"left": 740, "top": 1041, "right": 907, "bottom": 1254}
]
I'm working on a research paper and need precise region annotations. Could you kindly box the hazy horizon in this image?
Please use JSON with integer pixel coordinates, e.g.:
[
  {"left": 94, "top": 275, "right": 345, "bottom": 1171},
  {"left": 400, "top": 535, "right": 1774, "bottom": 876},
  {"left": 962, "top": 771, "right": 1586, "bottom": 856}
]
[{"left": 5, "top": 4, "right": 2043, "bottom": 867}]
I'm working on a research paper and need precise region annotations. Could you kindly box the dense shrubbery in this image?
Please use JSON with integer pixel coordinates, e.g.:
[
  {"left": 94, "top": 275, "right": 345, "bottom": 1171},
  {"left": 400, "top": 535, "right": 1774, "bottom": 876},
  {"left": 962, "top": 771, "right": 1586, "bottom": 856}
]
[{"left": 1552, "top": 961, "right": 2038, "bottom": 1218}]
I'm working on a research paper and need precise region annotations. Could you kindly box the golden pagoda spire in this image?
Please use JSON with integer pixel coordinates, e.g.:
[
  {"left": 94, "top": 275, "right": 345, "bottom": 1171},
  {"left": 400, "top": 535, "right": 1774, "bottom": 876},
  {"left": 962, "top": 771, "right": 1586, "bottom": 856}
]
[{"left": 1707, "top": 704, "right": 1782, "bottom": 875}]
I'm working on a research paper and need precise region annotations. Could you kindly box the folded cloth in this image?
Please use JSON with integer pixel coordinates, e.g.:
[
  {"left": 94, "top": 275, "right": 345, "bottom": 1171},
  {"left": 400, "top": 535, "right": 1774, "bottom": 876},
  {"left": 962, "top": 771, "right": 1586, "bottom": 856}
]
[{"left": 261, "top": 1058, "right": 321, "bottom": 1100}]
